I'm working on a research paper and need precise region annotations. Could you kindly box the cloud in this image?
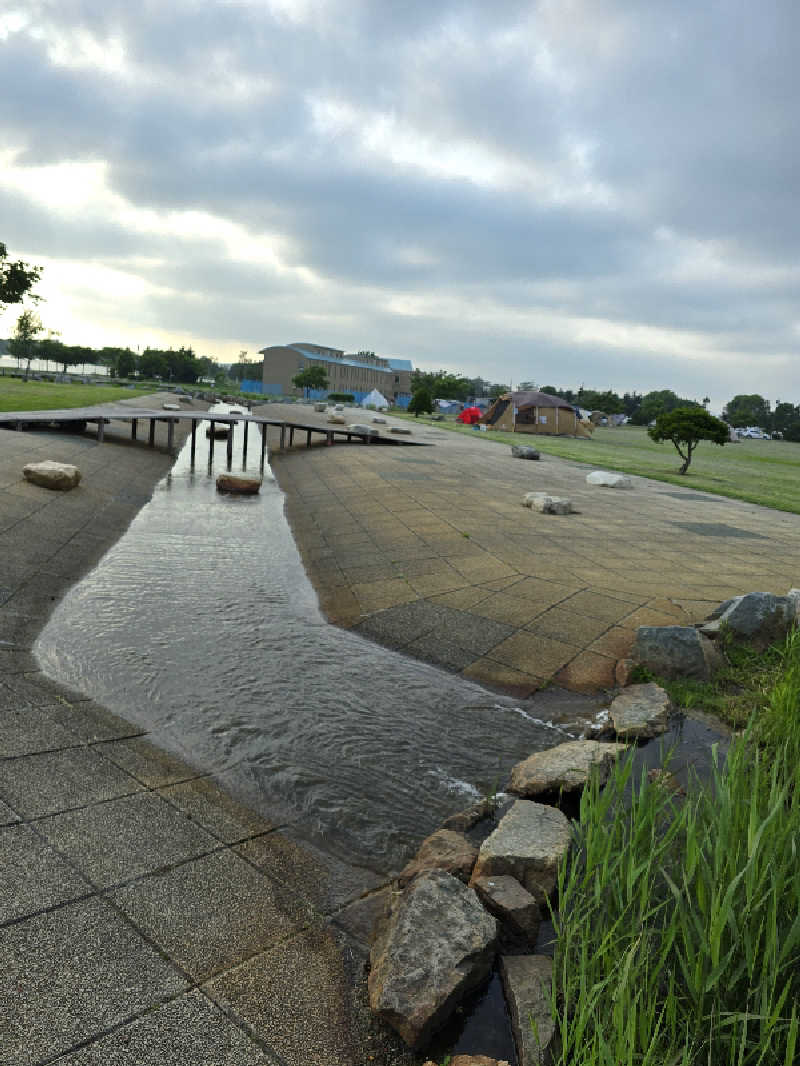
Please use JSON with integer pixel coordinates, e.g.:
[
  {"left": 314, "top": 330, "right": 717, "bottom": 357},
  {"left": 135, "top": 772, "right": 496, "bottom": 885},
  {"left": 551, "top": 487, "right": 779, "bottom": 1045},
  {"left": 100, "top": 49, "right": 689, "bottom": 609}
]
[{"left": 0, "top": 0, "right": 798, "bottom": 411}]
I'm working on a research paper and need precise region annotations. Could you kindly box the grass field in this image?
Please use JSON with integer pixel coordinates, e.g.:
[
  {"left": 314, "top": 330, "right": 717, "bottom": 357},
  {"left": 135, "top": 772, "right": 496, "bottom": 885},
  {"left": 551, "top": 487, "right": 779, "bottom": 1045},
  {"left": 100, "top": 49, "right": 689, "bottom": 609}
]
[
  {"left": 394, "top": 414, "right": 800, "bottom": 514},
  {"left": 0, "top": 378, "right": 154, "bottom": 412}
]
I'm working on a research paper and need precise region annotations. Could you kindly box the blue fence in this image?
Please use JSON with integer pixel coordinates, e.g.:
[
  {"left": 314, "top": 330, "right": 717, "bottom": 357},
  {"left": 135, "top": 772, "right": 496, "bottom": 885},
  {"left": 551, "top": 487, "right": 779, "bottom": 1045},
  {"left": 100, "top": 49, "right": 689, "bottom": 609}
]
[{"left": 239, "top": 379, "right": 411, "bottom": 409}]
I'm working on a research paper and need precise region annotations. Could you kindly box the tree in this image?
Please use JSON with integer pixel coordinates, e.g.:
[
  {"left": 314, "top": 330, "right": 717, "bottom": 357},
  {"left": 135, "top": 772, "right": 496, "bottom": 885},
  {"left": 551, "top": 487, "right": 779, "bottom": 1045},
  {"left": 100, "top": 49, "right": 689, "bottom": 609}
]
[
  {"left": 408, "top": 386, "right": 433, "bottom": 417},
  {"left": 722, "top": 394, "right": 771, "bottom": 429},
  {"left": 630, "top": 389, "right": 701, "bottom": 425},
  {"left": 0, "top": 242, "right": 41, "bottom": 312},
  {"left": 648, "top": 407, "right": 729, "bottom": 474},
  {"left": 292, "top": 365, "right": 329, "bottom": 397},
  {"left": 8, "top": 310, "right": 45, "bottom": 380}
]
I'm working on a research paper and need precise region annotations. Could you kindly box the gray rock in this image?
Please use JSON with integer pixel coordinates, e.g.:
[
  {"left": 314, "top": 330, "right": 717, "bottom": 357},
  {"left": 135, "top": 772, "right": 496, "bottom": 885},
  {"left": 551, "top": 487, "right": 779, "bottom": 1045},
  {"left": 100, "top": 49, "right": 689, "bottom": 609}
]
[
  {"left": 500, "top": 955, "right": 554, "bottom": 1065},
  {"left": 314, "top": 402, "right": 327, "bottom": 411},
  {"left": 586, "top": 470, "right": 633, "bottom": 488},
  {"left": 511, "top": 445, "right": 540, "bottom": 460},
  {"left": 609, "top": 683, "right": 672, "bottom": 739},
  {"left": 22, "top": 461, "right": 81, "bottom": 491},
  {"left": 787, "top": 589, "right": 800, "bottom": 621},
  {"left": 372, "top": 416, "right": 387, "bottom": 423},
  {"left": 389, "top": 426, "right": 412, "bottom": 435},
  {"left": 707, "top": 596, "right": 742, "bottom": 620},
  {"left": 522, "top": 493, "right": 573, "bottom": 515},
  {"left": 348, "top": 423, "right": 378, "bottom": 436},
  {"left": 398, "top": 829, "right": 478, "bottom": 887},
  {"left": 471, "top": 801, "right": 571, "bottom": 899},
  {"left": 472, "top": 875, "right": 541, "bottom": 942},
  {"left": 510, "top": 739, "right": 628, "bottom": 796},
  {"left": 633, "top": 625, "right": 723, "bottom": 680},
  {"left": 368, "top": 870, "right": 497, "bottom": 1048},
  {"left": 162, "top": 402, "right": 181, "bottom": 410},
  {"left": 327, "top": 413, "right": 347, "bottom": 424},
  {"left": 716, "top": 591, "right": 794, "bottom": 648}
]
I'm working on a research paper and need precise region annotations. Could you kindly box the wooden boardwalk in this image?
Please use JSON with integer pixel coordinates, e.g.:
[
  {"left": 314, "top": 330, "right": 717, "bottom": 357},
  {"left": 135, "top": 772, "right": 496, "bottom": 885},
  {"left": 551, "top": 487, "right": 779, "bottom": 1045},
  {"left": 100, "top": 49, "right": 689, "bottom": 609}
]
[{"left": 0, "top": 405, "right": 424, "bottom": 462}]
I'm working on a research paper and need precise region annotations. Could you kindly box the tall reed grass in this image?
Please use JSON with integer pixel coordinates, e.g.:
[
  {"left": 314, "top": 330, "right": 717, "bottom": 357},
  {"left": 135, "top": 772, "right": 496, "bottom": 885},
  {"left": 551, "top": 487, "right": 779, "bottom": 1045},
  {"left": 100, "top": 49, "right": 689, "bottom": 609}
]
[{"left": 551, "top": 629, "right": 800, "bottom": 1066}]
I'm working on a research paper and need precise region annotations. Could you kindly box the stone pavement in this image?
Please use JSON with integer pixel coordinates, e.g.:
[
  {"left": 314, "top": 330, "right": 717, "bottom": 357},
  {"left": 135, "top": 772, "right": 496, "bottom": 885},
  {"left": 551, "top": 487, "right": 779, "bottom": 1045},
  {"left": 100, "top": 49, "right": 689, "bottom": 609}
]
[
  {"left": 0, "top": 402, "right": 408, "bottom": 1066},
  {"left": 265, "top": 404, "right": 800, "bottom": 695}
]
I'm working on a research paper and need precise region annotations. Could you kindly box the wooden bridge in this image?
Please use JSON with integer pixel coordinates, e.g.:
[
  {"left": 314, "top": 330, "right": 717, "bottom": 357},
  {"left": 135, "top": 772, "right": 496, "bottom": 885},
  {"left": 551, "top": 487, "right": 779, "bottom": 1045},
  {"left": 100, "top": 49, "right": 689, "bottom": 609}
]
[{"left": 0, "top": 405, "right": 423, "bottom": 463}]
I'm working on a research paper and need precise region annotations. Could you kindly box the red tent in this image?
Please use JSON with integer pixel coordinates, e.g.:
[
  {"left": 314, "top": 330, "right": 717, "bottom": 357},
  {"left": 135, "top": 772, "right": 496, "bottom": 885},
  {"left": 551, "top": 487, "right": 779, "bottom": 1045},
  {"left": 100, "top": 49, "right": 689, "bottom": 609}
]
[{"left": 457, "top": 406, "right": 482, "bottom": 424}]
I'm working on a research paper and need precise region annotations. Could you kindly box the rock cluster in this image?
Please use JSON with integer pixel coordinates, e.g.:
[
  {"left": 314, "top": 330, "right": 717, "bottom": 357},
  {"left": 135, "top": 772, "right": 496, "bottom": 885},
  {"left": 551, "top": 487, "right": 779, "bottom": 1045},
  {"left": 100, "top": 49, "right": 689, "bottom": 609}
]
[
  {"left": 369, "top": 797, "right": 572, "bottom": 1056},
  {"left": 522, "top": 492, "right": 573, "bottom": 514},
  {"left": 23, "top": 460, "right": 82, "bottom": 491}
]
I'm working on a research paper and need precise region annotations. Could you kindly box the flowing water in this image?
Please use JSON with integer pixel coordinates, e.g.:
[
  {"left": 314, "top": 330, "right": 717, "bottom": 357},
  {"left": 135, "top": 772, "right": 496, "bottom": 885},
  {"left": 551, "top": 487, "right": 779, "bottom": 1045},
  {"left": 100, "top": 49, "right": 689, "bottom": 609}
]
[{"left": 36, "top": 405, "right": 587, "bottom": 873}]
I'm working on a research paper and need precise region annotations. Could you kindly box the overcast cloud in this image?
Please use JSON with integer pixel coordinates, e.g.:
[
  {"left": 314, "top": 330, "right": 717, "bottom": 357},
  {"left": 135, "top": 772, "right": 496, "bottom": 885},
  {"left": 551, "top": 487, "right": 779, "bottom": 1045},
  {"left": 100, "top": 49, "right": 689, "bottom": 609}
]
[{"left": 2, "top": 0, "right": 798, "bottom": 408}]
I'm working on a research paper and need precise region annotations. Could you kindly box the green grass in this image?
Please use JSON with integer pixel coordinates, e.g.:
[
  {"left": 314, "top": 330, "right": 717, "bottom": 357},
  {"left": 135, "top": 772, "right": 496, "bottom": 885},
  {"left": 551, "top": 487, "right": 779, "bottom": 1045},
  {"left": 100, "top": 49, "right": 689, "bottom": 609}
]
[
  {"left": 551, "top": 628, "right": 800, "bottom": 1065},
  {"left": 0, "top": 378, "right": 155, "bottom": 412},
  {"left": 392, "top": 413, "right": 800, "bottom": 514}
]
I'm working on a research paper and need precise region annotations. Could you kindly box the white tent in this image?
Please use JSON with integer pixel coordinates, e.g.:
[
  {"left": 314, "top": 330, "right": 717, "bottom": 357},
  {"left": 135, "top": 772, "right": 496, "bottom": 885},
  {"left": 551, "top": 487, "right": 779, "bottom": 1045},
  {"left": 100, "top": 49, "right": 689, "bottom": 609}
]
[{"left": 361, "top": 388, "right": 389, "bottom": 409}]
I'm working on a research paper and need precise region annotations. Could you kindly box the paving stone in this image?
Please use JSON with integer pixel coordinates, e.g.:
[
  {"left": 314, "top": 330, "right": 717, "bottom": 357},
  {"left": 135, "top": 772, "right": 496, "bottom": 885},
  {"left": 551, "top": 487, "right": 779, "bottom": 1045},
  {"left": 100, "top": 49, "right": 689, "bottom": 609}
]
[
  {"left": 0, "top": 797, "right": 20, "bottom": 826},
  {"left": 95, "top": 736, "right": 200, "bottom": 787},
  {"left": 58, "top": 990, "right": 280, "bottom": 1064},
  {"left": 0, "top": 896, "right": 187, "bottom": 1066},
  {"left": 38, "top": 792, "right": 218, "bottom": 889},
  {"left": 0, "top": 823, "right": 91, "bottom": 923},
  {"left": 53, "top": 699, "right": 145, "bottom": 743},
  {"left": 0, "top": 746, "right": 142, "bottom": 818},
  {"left": 205, "top": 925, "right": 355, "bottom": 1066},
  {"left": 350, "top": 599, "right": 449, "bottom": 647},
  {"left": 0, "top": 703, "right": 80, "bottom": 757},
  {"left": 487, "top": 630, "right": 580, "bottom": 676},
  {"left": 236, "top": 829, "right": 385, "bottom": 914},
  {"left": 112, "top": 849, "right": 308, "bottom": 981},
  {"left": 158, "top": 776, "right": 275, "bottom": 844}
]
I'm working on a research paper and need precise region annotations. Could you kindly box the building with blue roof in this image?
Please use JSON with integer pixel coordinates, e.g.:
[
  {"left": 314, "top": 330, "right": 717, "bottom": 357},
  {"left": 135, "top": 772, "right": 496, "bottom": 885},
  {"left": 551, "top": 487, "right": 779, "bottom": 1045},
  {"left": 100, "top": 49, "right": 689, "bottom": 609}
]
[{"left": 249, "top": 341, "right": 414, "bottom": 406}]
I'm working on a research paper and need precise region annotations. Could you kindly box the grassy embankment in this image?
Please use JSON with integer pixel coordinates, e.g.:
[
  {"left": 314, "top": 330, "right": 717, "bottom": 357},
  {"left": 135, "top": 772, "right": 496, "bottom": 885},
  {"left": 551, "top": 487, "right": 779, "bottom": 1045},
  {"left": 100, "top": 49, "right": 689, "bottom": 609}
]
[
  {"left": 551, "top": 628, "right": 800, "bottom": 1065},
  {"left": 392, "top": 414, "right": 800, "bottom": 515},
  {"left": 0, "top": 379, "right": 153, "bottom": 411}
]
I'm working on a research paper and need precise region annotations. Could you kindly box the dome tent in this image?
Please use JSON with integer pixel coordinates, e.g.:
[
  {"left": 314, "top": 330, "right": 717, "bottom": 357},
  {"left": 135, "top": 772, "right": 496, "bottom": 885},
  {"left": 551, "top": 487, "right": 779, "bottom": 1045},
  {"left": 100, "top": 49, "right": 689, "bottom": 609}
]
[{"left": 361, "top": 389, "right": 389, "bottom": 409}]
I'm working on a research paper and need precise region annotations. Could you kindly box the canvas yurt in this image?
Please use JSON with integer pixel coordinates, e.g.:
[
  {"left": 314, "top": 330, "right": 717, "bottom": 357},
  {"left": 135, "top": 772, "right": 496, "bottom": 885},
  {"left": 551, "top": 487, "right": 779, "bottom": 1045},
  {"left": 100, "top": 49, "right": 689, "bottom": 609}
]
[
  {"left": 480, "top": 391, "right": 594, "bottom": 437},
  {"left": 361, "top": 388, "right": 389, "bottom": 409}
]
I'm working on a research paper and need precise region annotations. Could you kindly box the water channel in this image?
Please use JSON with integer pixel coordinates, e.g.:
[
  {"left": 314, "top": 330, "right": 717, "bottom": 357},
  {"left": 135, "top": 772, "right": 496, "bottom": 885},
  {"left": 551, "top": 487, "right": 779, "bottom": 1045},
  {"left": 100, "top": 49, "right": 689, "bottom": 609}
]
[{"left": 35, "top": 405, "right": 587, "bottom": 874}]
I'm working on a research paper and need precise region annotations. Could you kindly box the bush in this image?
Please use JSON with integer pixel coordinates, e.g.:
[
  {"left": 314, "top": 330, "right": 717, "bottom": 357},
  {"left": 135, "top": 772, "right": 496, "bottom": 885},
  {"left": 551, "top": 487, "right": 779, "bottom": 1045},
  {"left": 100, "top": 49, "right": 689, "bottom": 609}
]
[{"left": 327, "top": 392, "right": 355, "bottom": 403}]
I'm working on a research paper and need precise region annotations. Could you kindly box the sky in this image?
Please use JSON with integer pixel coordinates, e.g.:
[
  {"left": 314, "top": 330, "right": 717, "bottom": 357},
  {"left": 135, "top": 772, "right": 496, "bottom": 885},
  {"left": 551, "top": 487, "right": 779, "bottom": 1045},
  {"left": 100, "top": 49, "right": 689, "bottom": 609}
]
[{"left": 1, "top": 0, "right": 798, "bottom": 411}]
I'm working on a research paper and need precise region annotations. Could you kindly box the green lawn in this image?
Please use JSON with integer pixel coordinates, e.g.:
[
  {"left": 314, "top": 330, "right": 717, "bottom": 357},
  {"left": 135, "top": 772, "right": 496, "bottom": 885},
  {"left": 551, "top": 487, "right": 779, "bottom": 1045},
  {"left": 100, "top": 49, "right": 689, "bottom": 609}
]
[
  {"left": 393, "top": 413, "right": 800, "bottom": 514},
  {"left": 0, "top": 378, "right": 154, "bottom": 412}
]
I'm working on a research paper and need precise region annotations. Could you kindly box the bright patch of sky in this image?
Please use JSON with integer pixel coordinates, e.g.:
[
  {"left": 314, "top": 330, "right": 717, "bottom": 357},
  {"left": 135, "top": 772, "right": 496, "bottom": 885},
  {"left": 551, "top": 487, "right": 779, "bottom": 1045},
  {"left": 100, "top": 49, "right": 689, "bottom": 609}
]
[{"left": 1, "top": 0, "right": 798, "bottom": 410}]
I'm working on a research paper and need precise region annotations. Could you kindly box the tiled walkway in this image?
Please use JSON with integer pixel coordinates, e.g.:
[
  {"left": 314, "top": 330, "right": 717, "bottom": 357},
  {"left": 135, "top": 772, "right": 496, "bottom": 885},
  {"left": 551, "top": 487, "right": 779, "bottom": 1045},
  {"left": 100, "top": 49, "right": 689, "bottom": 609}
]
[{"left": 268, "top": 407, "right": 800, "bottom": 694}]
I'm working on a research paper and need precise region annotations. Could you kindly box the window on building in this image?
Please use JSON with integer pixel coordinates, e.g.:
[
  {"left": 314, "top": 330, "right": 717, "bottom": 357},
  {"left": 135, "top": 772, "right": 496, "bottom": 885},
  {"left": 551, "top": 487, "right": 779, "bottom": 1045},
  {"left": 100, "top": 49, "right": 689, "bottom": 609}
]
[{"left": 395, "top": 375, "right": 399, "bottom": 383}]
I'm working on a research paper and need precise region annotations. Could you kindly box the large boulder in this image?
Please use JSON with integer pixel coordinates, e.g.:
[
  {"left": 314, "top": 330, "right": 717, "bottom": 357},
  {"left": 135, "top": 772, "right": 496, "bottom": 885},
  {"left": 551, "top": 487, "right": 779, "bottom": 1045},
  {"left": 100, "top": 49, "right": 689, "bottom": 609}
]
[
  {"left": 424, "top": 1058, "right": 510, "bottom": 1066},
  {"left": 511, "top": 445, "right": 540, "bottom": 460},
  {"left": 216, "top": 474, "right": 262, "bottom": 495},
  {"left": 348, "top": 423, "right": 378, "bottom": 436},
  {"left": 472, "top": 875, "right": 541, "bottom": 942},
  {"left": 500, "top": 955, "right": 555, "bottom": 1066},
  {"left": 471, "top": 800, "right": 571, "bottom": 900},
  {"left": 609, "top": 683, "right": 672, "bottom": 739},
  {"left": 586, "top": 470, "right": 633, "bottom": 489},
  {"left": 327, "top": 413, "right": 347, "bottom": 424},
  {"left": 398, "top": 829, "right": 478, "bottom": 887},
  {"left": 522, "top": 493, "right": 573, "bottom": 515},
  {"left": 369, "top": 870, "right": 497, "bottom": 1049},
  {"left": 633, "top": 625, "right": 723, "bottom": 680},
  {"left": 22, "top": 461, "right": 81, "bottom": 491},
  {"left": 510, "top": 739, "right": 628, "bottom": 796},
  {"left": 714, "top": 591, "right": 795, "bottom": 649},
  {"left": 389, "top": 426, "right": 412, "bottom": 435}
]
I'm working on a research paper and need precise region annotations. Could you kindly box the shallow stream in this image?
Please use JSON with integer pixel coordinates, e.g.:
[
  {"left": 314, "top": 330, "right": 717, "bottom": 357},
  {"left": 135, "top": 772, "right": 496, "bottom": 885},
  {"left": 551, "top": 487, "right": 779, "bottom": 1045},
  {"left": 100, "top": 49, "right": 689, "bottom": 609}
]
[{"left": 35, "top": 405, "right": 585, "bottom": 874}]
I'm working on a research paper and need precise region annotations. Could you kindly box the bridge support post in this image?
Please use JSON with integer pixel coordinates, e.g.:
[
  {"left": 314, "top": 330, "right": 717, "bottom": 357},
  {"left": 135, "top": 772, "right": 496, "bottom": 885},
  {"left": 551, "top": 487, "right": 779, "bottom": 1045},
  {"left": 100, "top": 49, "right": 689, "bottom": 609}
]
[
  {"left": 97, "top": 419, "right": 104, "bottom": 444},
  {"left": 260, "top": 424, "right": 267, "bottom": 467},
  {"left": 209, "top": 423, "right": 215, "bottom": 460},
  {"left": 226, "top": 423, "right": 233, "bottom": 467},
  {"left": 131, "top": 419, "right": 138, "bottom": 441},
  {"left": 190, "top": 420, "right": 197, "bottom": 464},
  {"left": 242, "top": 420, "right": 249, "bottom": 464},
  {"left": 149, "top": 419, "right": 156, "bottom": 447},
  {"left": 280, "top": 425, "right": 286, "bottom": 450},
  {"left": 167, "top": 419, "right": 175, "bottom": 454}
]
